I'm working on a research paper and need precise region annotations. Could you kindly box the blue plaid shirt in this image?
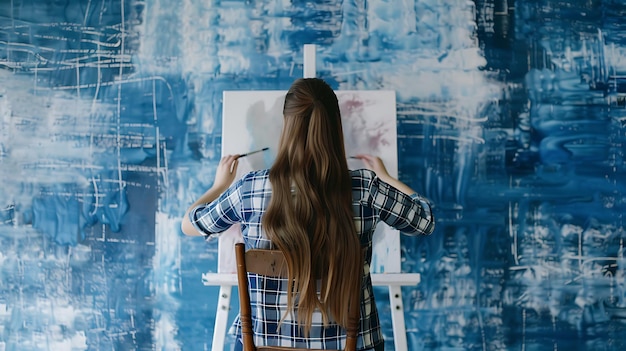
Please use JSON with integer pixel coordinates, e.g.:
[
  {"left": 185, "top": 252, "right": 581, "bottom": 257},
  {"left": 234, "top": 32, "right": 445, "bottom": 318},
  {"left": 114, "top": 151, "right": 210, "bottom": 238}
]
[{"left": 190, "top": 169, "right": 435, "bottom": 350}]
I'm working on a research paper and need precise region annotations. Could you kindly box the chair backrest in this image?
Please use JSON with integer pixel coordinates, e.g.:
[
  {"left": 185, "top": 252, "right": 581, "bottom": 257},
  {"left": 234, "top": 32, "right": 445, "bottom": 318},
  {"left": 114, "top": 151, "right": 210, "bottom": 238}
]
[{"left": 235, "top": 243, "right": 362, "bottom": 351}]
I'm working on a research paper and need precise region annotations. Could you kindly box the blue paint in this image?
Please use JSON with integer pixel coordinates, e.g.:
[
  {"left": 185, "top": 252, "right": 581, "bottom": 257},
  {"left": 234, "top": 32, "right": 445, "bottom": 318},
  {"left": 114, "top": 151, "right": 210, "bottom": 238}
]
[
  {"left": 1, "top": 0, "right": 626, "bottom": 350},
  {"left": 32, "top": 193, "right": 82, "bottom": 245}
]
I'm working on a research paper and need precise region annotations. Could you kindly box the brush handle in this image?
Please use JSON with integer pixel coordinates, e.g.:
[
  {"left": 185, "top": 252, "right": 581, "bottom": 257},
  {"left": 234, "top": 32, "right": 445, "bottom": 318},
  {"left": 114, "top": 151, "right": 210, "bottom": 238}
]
[{"left": 238, "top": 147, "right": 269, "bottom": 158}]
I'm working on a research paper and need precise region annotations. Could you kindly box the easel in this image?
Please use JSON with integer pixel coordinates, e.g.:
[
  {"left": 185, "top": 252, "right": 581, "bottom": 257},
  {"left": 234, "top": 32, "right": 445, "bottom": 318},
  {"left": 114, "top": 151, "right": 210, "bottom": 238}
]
[{"left": 202, "top": 44, "right": 420, "bottom": 351}]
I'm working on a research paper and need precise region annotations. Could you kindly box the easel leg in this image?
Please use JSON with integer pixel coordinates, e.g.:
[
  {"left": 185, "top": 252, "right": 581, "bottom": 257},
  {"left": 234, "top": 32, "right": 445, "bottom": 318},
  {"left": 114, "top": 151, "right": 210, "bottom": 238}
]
[
  {"left": 388, "top": 285, "right": 408, "bottom": 351},
  {"left": 211, "top": 285, "right": 232, "bottom": 351}
]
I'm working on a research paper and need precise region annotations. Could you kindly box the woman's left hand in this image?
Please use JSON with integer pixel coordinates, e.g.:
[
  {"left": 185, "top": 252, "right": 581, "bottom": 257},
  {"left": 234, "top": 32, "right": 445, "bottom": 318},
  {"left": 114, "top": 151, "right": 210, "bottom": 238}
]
[{"left": 211, "top": 154, "right": 240, "bottom": 192}]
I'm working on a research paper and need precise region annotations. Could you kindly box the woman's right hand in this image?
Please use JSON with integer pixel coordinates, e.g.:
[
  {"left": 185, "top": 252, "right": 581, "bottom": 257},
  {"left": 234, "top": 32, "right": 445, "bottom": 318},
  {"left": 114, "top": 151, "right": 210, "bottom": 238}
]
[
  {"left": 354, "top": 154, "right": 391, "bottom": 180},
  {"left": 354, "top": 154, "right": 416, "bottom": 196}
]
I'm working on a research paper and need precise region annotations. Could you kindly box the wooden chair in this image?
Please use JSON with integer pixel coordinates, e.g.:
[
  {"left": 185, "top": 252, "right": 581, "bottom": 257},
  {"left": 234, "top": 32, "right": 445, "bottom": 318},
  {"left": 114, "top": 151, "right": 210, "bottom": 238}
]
[{"left": 235, "top": 243, "right": 362, "bottom": 351}]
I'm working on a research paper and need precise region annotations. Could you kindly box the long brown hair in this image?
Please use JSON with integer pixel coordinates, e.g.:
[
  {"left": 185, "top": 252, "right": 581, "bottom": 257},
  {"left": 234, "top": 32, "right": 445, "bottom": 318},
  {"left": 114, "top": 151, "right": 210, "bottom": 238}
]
[{"left": 262, "top": 78, "right": 361, "bottom": 334}]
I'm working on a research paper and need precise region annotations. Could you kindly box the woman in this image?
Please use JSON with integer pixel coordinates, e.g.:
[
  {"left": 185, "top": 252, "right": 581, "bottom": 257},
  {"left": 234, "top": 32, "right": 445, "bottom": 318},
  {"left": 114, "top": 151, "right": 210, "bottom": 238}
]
[{"left": 181, "top": 78, "right": 435, "bottom": 351}]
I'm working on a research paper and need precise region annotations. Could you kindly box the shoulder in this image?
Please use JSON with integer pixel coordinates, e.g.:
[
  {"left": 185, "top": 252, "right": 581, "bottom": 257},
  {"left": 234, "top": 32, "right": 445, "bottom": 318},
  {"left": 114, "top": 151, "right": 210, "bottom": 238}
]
[
  {"left": 349, "top": 169, "right": 377, "bottom": 194},
  {"left": 237, "top": 169, "right": 271, "bottom": 192},
  {"left": 241, "top": 168, "right": 270, "bottom": 181},
  {"left": 350, "top": 168, "right": 376, "bottom": 182}
]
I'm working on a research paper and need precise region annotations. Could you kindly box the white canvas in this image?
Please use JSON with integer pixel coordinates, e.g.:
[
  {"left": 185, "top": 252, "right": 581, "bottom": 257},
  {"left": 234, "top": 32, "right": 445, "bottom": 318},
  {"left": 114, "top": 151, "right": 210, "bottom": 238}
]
[{"left": 218, "top": 90, "right": 400, "bottom": 274}]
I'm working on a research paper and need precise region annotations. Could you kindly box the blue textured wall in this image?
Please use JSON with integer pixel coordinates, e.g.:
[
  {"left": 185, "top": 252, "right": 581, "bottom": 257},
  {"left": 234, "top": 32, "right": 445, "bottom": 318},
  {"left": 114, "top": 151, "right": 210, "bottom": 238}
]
[{"left": 1, "top": 0, "right": 625, "bottom": 350}]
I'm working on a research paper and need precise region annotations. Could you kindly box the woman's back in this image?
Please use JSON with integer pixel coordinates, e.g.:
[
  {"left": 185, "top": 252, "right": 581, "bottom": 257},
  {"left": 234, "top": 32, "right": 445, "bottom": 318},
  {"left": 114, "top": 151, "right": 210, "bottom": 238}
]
[
  {"left": 192, "top": 167, "right": 434, "bottom": 349},
  {"left": 182, "top": 78, "right": 435, "bottom": 351}
]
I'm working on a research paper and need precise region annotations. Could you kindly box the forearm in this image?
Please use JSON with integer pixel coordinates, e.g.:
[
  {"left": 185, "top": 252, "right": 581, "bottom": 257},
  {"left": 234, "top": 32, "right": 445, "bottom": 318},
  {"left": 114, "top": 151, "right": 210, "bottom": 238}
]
[
  {"left": 378, "top": 187, "right": 435, "bottom": 236},
  {"left": 182, "top": 155, "right": 241, "bottom": 236},
  {"left": 181, "top": 185, "right": 227, "bottom": 236},
  {"left": 373, "top": 175, "right": 435, "bottom": 236},
  {"left": 355, "top": 154, "right": 416, "bottom": 196}
]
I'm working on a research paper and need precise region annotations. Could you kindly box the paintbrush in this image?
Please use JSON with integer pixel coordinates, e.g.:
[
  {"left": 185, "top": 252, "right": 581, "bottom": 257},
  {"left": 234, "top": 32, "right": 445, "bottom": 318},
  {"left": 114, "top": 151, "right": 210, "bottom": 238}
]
[{"left": 238, "top": 147, "right": 269, "bottom": 158}]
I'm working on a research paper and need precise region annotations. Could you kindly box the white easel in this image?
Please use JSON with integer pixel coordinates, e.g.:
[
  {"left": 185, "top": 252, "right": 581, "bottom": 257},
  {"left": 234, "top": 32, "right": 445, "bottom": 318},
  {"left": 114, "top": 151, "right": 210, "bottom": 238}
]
[{"left": 202, "top": 44, "right": 420, "bottom": 351}]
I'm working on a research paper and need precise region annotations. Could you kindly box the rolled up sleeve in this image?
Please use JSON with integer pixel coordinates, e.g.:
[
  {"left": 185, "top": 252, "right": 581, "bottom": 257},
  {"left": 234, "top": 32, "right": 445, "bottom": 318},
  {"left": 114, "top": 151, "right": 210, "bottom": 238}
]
[
  {"left": 366, "top": 176, "right": 435, "bottom": 236},
  {"left": 189, "top": 180, "right": 244, "bottom": 238}
]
